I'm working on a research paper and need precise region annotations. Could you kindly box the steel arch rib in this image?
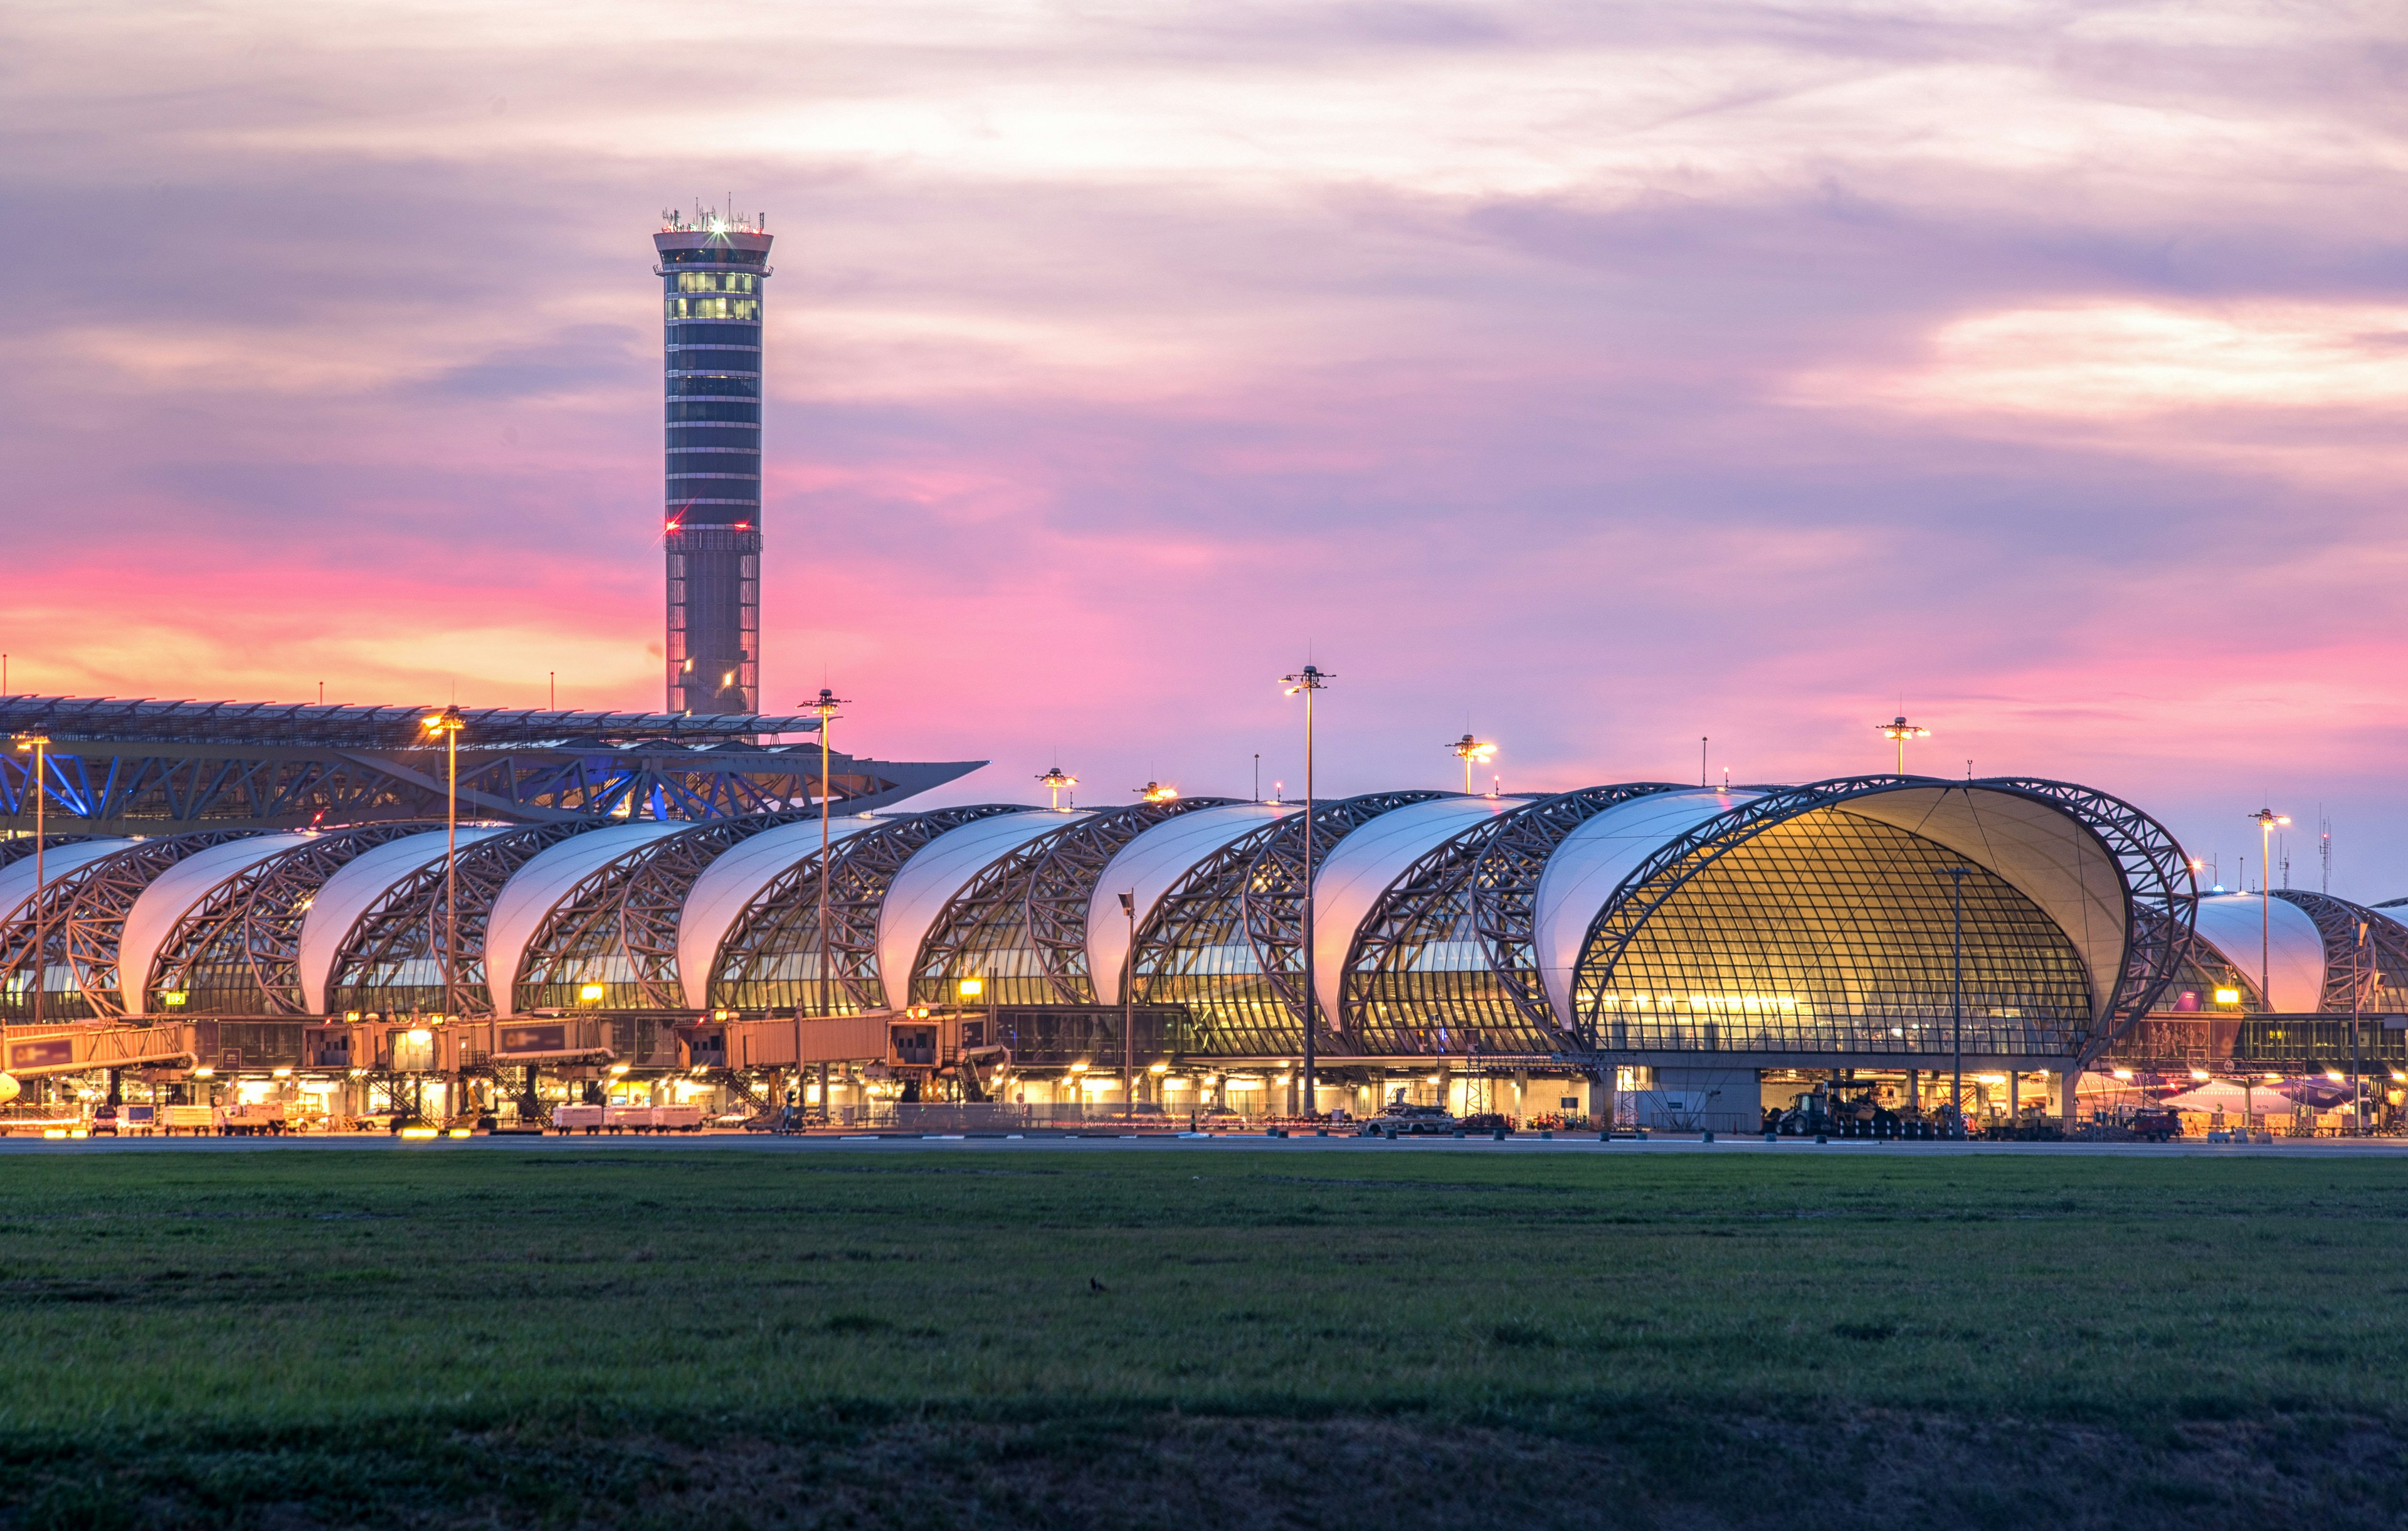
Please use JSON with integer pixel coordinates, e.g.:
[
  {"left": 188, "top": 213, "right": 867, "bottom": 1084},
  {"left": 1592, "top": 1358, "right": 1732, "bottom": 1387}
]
[
  {"left": 1566, "top": 775, "right": 2195, "bottom": 1057},
  {"left": 514, "top": 815, "right": 804, "bottom": 1014},
  {"left": 147, "top": 824, "right": 435, "bottom": 1015},
  {"left": 1238, "top": 792, "right": 1445, "bottom": 1032},
  {"left": 2270, "top": 891, "right": 2408, "bottom": 1014},
  {"left": 1023, "top": 798, "right": 1233, "bottom": 1002},
  {"left": 1465, "top": 783, "right": 1690, "bottom": 1039},
  {"left": 1339, "top": 799, "right": 1541, "bottom": 1054},
  {"left": 708, "top": 805, "right": 1026, "bottom": 1014},
  {"left": 902, "top": 801, "right": 1242, "bottom": 1009}
]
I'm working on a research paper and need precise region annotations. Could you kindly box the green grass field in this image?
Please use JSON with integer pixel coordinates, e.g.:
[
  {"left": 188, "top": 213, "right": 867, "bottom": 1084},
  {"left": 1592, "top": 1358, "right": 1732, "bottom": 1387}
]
[{"left": 1, "top": 1145, "right": 2403, "bottom": 1529}]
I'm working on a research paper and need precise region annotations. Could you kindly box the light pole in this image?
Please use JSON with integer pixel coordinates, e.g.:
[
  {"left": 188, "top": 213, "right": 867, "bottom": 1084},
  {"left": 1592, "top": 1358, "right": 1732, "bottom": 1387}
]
[
  {"left": 1447, "top": 734, "right": 1496, "bottom": 795},
  {"left": 1943, "top": 866, "right": 1968, "bottom": 1136},
  {"left": 419, "top": 706, "right": 465, "bottom": 1121},
  {"left": 1118, "top": 890, "right": 1136, "bottom": 1123},
  {"left": 12, "top": 732, "right": 48, "bottom": 1029},
  {"left": 1877, "top": 716, "right": 1929, "bottom": 776},
  {"left": 2247, "top": 808, "right": 2289, "bottom": 1010},
  {"left": 419, "top": 707, "right": 465, "bottom": 1020},
  {"left": 1282, "top": 664, "right": 1331, "bottom": 1121},
  {"left": 1037, "top": 765, "right": 1077, "bottom": 812},
  {"left": 1135, "top": 780, "right": 1179, "bottom": 804},
  {"left": 414, "top": 707, "right": 467, "bottom": 1123},
  {"left": 803, "top": 688, "right": 847, "bottom": 1122},
  {"left": 2352, "top": 919, "right": 2367, "bottom": 1136}
]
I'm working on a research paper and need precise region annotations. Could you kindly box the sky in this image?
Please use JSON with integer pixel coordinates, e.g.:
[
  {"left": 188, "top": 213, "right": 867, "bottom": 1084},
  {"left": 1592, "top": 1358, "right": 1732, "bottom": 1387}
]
[{"left": 3, "top": 0, "right": 2404, "bottom": 896}]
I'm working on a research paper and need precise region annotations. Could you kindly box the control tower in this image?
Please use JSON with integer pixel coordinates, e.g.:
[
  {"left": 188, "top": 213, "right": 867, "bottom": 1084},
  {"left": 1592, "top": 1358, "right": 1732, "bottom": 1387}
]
[{"left": 654, "top": 206, "right": 772, "bottom": 714}]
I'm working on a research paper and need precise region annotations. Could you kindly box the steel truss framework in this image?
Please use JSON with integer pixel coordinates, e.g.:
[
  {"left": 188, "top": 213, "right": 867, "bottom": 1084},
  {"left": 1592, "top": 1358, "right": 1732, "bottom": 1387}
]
[
  {"left": 514, "top": 811, "right": 814, "bottom": 1013},
  {"left": 710, "top": 806, "right": 1027, "bottom": 1014},
  {"left": 0, "top": 741, "right": 966, "bottom": 836},
  {"left": 2270, "top": 891, "right": 2408, "bottom": 1014},
  {"left": 147, "top": 824, "right": 438, "bottom": 1017},
  {"left": 0, "top": 696, "right": 980, "bottom": 835},
  {"left": 326, "top": 824, "right": 601, "bottom": 1018},
  {"left": 1570, "top": 776, "right": 2195, "bottom": 1061},
  {"left": 911, "top": 799, "right": 1235, "bottom": 1007},
  {"left": 0, "top": 831, "right": 266, "bottom": 1023},
  {"left": 1132, "top": 792, "right": 1442, "bottom": 1056},
  {"left": 1340, "top": 785, "right": 1690, "bottom": 1054}
]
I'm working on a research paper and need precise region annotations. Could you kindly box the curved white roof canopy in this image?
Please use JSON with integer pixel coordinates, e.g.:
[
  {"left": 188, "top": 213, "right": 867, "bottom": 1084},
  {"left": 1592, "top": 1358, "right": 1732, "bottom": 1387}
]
[
  {"left": 1311, "top": 796, "right": 1523, "bottom": 1026},
  {"left": 677, "top": 815, "right": 882, "bottom": 1008},
  {"left": 297, "top": 829, "right": 509, "bottom": 1015},
  {"left": 1534, "top": 790, "right": 1758, "bottom": 1026},
  {"left": 1835, "top": 787, "right": 2131, "bottom": 1025},
  {"left": 1087, "top": 803, "right": 1296, "bottom": 1003},
  {"left": 120, "top": 834, "right": 314, "bottom": 1017},
  {"left": 485, "top": 823, "right": 688, "bottom": 1015},
  {"left": 2190, "top": 893, "right": 2325, "bottom": 1012},
  {"left": 878, "top": 810, "right": 1085, "bottom": 1010},
  {"left": 0, "top": 839, "right": 139, "bottom": 923}
]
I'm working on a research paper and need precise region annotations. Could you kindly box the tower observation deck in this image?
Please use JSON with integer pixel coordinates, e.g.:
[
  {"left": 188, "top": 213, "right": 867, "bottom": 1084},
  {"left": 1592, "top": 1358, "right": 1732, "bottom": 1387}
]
[{"left": 655, "top": 206, "right": 772, "bottom": 715}]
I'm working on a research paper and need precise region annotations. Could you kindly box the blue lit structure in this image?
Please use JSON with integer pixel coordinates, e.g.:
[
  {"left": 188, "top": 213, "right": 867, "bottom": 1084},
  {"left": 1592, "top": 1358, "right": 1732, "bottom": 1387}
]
[{"left": 0, "top": 696, "right": 981, "bottom": 836}]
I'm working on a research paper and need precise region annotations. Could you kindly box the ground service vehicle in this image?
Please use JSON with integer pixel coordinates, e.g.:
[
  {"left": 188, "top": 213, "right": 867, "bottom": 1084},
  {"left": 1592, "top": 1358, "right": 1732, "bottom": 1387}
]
[
  {"left": 1360, "top": 1105, "right": 1457, "bottom": 1136},
  {"left": 2128, "top": 1107, "right": 2182, "bottom": 1142}
]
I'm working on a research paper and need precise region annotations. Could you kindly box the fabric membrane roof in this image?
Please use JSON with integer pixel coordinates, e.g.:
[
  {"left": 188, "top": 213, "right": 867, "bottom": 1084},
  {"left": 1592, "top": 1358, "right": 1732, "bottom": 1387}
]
[
  {"left": 297, "top": 829, "right": 509, "bottom": 1014},
  {"left": 487, "top": 823, "right": 688, "bottom": 1014},
  {"left": 678, "top": 816, "right": 882, "bottom": 1009},
  {"left": 1311, "top": 796, "right": 1521, "bottom": 1025},
  {"left": 1087, "top": 803, "right": 1294, "bottom": 1004},
  {"left": 877, "top": 811, "right": 1084, "bottom": 1010},
  {"left": 119, "top": 834, "right": 314, "bottom": 1017},
  {"left": 2190, "top": 893, "right": 2326, "bottom": 1011}
]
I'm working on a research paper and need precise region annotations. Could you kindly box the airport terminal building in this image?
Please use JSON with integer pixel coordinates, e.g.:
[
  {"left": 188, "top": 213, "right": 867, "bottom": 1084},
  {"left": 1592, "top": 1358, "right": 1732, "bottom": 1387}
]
[{"left": 21, "top": 698, "right": 2405, "bottom": 1133}]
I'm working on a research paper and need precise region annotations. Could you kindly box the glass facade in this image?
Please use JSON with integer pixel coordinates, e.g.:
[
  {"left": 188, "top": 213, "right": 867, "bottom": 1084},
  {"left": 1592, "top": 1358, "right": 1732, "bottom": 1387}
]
[
  {"left": 1578, "top": 810, "right": 2095, "bottom": 1056},
  {"left": 655, "top": 213, "right": 772, "bottom": 715}
]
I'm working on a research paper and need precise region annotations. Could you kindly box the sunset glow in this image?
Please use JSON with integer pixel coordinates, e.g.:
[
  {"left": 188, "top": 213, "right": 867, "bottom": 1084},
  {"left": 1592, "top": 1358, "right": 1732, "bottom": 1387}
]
[{"left": 3, "top": 0, "right": 2403, "bottom": 892}]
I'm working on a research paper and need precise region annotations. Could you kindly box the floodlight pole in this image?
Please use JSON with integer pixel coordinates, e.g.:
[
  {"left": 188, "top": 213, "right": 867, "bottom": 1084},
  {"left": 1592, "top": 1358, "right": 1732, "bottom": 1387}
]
[
  {"left": 414, "top": 707, "right": 466, "bottom": 1123},
  {"left": 445, "top": 724, "right": 458, "bottom": 1017},
  {"left": 1945, "top": 866, "right": 1968, "bottom": 1136},
  {"left": 2247, "top": 808, "right": 2288, "bottom": 1012},
  {"left": 418, "top": 707, "right": 466, "bottom": 1023},
  {"left": 1879, "top": 716, "right": 1929, "bottom": 776},
  {"left": 806, "top": 688, "right": 847, "bottom": 1124},
  {"left": 2352, "top": 920, "right": 2366, "bottom": 1136},
  {"left": 1283, "top": 664, "right": 1332, "bottom": 1123},
  {"left": 1119, "top": 891, "right": 1137, "bottom": 1123}
]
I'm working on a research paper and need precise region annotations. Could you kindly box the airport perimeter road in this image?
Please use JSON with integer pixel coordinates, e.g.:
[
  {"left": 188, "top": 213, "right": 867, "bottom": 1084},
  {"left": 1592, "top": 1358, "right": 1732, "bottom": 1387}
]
[{"left": 6, "top": 1131, "right": 2408, "bottom": 1157}]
